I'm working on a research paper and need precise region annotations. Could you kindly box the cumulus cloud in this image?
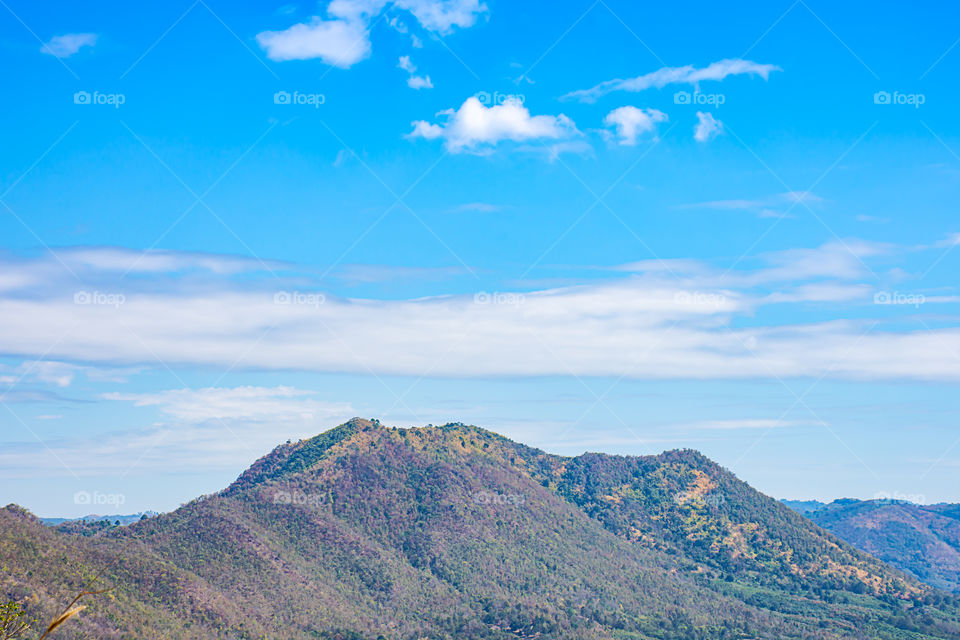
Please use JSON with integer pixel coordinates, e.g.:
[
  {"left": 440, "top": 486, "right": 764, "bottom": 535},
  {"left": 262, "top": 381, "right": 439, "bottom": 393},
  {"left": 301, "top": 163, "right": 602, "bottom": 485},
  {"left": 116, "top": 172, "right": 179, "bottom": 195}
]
[
  {"left": 399, "top": 0, "right": 488, "bottom": 33},
  {"left": 40, "top": 33, "right": 97, "bottom": 58},
  {"left": 693, "top": 111, "right": 723, "bottom": 142},
  {"left": 408, "top": 96, "right": 578, "bottom": 152},
  {"left": 257, "top": 15, "right": 372, "bottom": 66},
  {"left": 258, "top": 0, "right": 486, "bottom": 65},
  {"left": 564, "top": 58, "right": 780, "bottom": 103},
  {"left": 603, "top": 106, "right": 667, "bottom": 145},
  {"left": 0, "top": 244, "right": 958, "bottom": 383}
]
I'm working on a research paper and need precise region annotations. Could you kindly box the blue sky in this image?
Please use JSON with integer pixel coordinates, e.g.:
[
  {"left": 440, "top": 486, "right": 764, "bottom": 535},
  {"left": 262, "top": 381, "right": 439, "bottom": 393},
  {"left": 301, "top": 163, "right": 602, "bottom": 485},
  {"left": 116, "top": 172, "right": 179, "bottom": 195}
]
[{"left": 1, "top": 0, "right": 959, "bottom": 516}]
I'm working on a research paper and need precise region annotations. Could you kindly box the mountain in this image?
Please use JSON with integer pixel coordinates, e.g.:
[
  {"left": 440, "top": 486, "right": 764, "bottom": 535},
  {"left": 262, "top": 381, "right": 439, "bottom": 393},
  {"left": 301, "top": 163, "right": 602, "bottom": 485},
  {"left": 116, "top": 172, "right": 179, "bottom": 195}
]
[
  {"left": 789, "top": 499, "right": 960, "bottom": 594},
  {"left": 2, "top": 419, "right": 959, "bottom": 639},
  {"left": 40, "top": 511, "right": 159, "bottom": 528},
  {"left": 781, "top": 499, "right": 827, "bottom": 515}
]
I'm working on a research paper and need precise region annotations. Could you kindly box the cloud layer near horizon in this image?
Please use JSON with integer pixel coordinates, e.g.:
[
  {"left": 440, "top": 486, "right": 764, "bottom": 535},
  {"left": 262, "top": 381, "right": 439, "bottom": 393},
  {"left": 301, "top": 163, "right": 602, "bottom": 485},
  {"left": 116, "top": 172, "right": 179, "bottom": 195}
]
[{"left": 0, "top": 243, "right": 957, "bottom": 382}]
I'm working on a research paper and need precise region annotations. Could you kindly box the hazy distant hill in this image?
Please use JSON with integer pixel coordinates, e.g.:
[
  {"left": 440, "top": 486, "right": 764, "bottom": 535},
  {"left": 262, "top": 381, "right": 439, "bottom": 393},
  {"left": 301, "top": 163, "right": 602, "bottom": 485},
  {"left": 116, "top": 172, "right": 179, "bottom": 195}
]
[
  {"left": 781, "top": 499, "right": 827, "bottom": 515},
  {"left": 40, "top": 511, "right": 159, "bottom": 527},
  {"left": 2, "top": 419, "right": 959, "bottom": 639},
  {"left": 787, "top": 499, "right": 960, "bottom": 594}
]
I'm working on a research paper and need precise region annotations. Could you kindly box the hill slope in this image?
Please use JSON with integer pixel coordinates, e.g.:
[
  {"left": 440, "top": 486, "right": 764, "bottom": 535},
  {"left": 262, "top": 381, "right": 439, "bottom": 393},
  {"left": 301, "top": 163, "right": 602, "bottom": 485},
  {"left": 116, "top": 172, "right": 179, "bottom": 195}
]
[
  {"left": 2, "top": 419, "right": 959, "bottom": 639},
  {"left": 798, "top": 499, "right": 960, "bottom": 594}
]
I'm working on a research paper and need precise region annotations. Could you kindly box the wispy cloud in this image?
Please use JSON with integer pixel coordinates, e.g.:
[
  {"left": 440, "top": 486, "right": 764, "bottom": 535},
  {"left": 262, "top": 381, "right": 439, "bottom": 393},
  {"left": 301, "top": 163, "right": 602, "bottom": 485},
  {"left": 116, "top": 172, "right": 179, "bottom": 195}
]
[
  {"left": 681, "top": 191, "right": 824, "bottom": 219},
  {"left": 0, "top": 387, "right": 355, "bottom": 477},
  {"left": 450, "top": 202, "right": 505, "bottom": 213},
  {"left": 398, "top": 55, "right": 433, "bottom": 89},
  {"left": 679, "top": 418, "right": 826, "bottom": 431},
  {"left": 564, "top": 59, "right": 780, "bottom": 103},
  {"left": 0, "top": 243, "right": 957, "bottom": 382},
  {"left": 103, "top": 386, "right": 350, "bottom": 423},
  {"left": 40, "top": 33, "right": 97, "bottom": 58}
]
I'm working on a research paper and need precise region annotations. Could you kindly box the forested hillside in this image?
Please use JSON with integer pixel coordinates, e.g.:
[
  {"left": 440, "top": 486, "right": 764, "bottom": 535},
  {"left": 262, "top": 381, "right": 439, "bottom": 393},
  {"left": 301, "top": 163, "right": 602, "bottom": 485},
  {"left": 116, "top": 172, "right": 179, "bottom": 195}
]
[{"left": 2, "top": 419, "right": 958, "bottom": 639}]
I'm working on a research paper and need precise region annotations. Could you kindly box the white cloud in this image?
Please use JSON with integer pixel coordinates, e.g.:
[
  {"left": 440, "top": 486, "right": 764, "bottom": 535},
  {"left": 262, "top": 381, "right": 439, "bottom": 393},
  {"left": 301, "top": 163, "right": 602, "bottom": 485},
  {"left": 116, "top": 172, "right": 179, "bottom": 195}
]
[
  {"left": 683, "top": 191, "right": 823, "bottom": 218},
  {"left": 934, "top": 232, "right": 960, "bottom": 248},
  {"left": 0, "top": 243, "right": 958, "bottom": 384},
  {"left": 257, "top": 15, "right": 372, "bottom": 66},
  {"left": 408, "top": 74, "right": 434, "bottom": 89},
  {"left": 694, "top": 111, "right": 723, "bottom": 142},
  {"left": 398, "top": 55, "right": 433, "bottom": 89},
  {"left": 398, "top": 55, "right": 416, "bottom": 73},
  {"left": 451, "top": 202, "right": 504, "bottom": 213},
  {"left": 103, "top": 386, "right": 350, "bottom": 423},
  {"left": 408, "top": 96, "right": 578, "bottom": 152},
  {"left": 40, "top": 33, "right": 97, "bottom": 58},
  {"left": 564, "top": 58, "right": 780, "bottom": 103},
  {"left": 680, "top": 419, "right": 825, "bottom": 430},
  {"left": 398, "top": 0, "right": 488, "bottom": 33},
  {"left": 603, "top": 106, "right": 667, "bottom": 145},
  {"left": 0, "top": 388, "right": 355, "bottom": 477},
  {"left": 258, "top": 0, "right": 486, "bottom": 65}
]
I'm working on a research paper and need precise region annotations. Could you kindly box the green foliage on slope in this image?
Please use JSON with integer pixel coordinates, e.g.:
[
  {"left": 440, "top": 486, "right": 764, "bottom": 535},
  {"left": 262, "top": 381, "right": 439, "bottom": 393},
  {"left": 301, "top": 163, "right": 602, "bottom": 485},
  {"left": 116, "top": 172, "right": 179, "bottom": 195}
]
[{"left": 2, "top": 420, "right": 959, "bottom": 639}]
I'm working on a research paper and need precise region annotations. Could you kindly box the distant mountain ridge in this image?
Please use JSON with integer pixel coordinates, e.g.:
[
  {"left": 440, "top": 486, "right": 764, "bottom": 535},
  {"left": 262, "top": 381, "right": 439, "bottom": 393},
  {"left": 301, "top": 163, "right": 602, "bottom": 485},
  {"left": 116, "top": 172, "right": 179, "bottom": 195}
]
[
  {"left": 784, "top": 498, "right": 960, "bottom": 594},
  {"left": 3, "top": 418, "right": 959, "bottom": 639},
  {"left": 40, "top": 511, "right": 159, "bottom": 527}
]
